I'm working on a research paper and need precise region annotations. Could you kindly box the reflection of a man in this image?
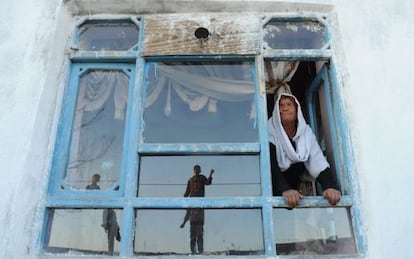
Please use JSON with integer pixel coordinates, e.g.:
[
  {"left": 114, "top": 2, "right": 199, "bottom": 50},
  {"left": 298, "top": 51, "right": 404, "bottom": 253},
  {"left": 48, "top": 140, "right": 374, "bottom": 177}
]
[
  {"left": 86, "top": 173, "right": 101, "bottom": 190},
  {"left": 102, "top": 209, "right": 121, "bottom": 255},
  {"left": 180, "top": 209, "right": 205, "bottom": 254},
  {"left": 183, "top": 165, "right": 214, "bottom": 198},
  {"left": 85, "top": 173, "right": 121, "bottom": 255},
  {"left": 181, "top": 165, "right": 214, "bottom": 254}
]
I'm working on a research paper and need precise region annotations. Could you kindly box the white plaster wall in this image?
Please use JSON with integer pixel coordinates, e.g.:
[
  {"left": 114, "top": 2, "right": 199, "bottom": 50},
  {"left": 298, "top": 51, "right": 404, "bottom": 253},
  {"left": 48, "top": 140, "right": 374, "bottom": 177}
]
[
  {"left": 0, "top": 0, "right": 71, "bottom": 258},
  {"left": 334, "top": 1, "right": 414, "bottom": 258},
  {"left": 0, "top": 0, "right": 413, "bottom": 258}
]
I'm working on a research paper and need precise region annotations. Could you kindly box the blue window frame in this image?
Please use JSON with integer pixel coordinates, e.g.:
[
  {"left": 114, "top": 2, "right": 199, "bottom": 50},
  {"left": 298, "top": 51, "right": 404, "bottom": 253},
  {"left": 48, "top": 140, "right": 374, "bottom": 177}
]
[{"left": 42, "top": 13, "right": 366, "bottom": 258}]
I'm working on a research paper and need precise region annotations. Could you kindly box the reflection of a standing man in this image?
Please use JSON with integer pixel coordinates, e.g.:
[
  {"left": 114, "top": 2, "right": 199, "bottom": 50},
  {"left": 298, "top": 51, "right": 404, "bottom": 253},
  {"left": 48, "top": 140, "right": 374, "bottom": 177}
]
[
  {"left": 85, "top": 173, "right": 121, "bottom": 255},
  {"left": 180, "top": 165, "right": 214, "bottom": 254},
  {"left": 102, "top": 209, "right": 121, "bottom": 255}
]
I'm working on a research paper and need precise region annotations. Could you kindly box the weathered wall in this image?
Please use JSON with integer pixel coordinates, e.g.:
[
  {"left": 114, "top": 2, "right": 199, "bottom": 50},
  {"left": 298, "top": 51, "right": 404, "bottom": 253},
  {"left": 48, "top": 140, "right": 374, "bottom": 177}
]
[
  {"left": 0, "top": 0, "right": 413, "bottom": 258},
  {"left": 0, "top": 0, "right": 71, "bottom": 258},
  {"left": 334, "top": 1, "right": 414, "bottom": 258}
]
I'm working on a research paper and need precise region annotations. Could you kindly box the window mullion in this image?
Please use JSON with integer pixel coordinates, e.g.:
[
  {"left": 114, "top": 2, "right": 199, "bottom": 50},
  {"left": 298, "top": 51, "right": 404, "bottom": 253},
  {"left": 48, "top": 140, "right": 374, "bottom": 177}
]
[
  {"left": 262, "top": 205, "right": 277, "bottom": 256},
  {"left": 255, "top": 56, "right": 273, "bottom": 198},
  {"left": 119, "top": 205, "right": 135, "bottom": 256},
  {"left": 121, "top": 62, "right": 141, "bottom": 198},
  {"left": 119, "top": 61, "right": 144, "bottom": 256}
]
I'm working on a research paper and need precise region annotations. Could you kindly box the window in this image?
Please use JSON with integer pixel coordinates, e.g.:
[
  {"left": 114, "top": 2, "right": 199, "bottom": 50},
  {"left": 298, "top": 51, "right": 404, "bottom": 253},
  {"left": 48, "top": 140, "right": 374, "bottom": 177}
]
[
  {"left": 142, "top": 61, "right": 257, "bottom": 143},
  {"left": 43, "top": 12, "right": 364, "bottom": 258}
]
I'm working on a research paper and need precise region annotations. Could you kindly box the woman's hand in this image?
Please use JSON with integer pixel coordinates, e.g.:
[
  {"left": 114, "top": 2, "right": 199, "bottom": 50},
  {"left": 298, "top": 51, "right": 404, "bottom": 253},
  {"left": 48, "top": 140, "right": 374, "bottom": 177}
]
[
  {"left": 323, "top": 188, "right": 341, "bottom": 205},
  {"left": 282, "top": 189, "right": 305, "bottom": 208}
]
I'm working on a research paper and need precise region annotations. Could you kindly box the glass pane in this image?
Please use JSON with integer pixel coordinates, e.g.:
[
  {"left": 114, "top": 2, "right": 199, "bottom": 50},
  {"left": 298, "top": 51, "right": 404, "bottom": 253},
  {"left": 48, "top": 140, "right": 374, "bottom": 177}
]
[
  {"left": 79, "top": 22, "right": 139, "bottom": 51},
  {"left": 143, "top": 62, "right": 257, "bottom": 143},
  {"left": 264, "top": 21, "right": 327, "bottom": 49},
  {"left": 134, "top": 209, "right": 264, "bottom": 255},
  {"left": 138, "top": 155, "right": 261, "bottom": 197},
  {"left": 65, "top": 70, "right": 129, "bottom": 190},
  {"left": 273, "top": 207, "right": 356, "bottom": 255},
  {"left": 44, "top": 209, "right": 123, "bottom": 256}
]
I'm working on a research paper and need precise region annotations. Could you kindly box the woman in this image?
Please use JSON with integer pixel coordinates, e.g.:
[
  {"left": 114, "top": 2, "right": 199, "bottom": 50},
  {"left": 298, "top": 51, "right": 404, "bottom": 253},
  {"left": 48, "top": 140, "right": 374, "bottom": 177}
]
[{"left": 268, "top": 93, "right": 341, "bottom": 208}]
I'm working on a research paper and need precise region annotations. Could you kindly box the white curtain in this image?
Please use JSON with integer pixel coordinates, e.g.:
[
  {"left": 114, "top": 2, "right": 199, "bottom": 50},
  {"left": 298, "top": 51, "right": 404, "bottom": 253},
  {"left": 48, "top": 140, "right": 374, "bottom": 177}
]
[
  {"left": 145, "top": 63, "right": 256, "bottom": 118},
  {"left": 66, "top": 70, "right": 129, "bottom": 189},
  {"left": 145, "top": 62, "right": 298, "bottom": 119},
  {"left": 77, "top": 71, "right": 129, "bottom": 120},
  {"left": 265, "top": 61, "right": 299, "bottom": 96}
]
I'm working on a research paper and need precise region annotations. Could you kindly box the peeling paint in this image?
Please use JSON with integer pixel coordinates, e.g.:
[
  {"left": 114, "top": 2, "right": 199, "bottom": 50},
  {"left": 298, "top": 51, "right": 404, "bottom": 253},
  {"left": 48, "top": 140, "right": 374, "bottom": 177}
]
[{"left": 142, "top": 13, "right": 260, "bottom": 55}]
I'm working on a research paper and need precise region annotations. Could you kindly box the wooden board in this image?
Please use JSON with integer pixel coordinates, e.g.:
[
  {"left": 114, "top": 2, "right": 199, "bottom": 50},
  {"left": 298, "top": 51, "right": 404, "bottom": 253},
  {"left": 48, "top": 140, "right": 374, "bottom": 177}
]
[{"left": 142, "top": 13, "right": 260, "bottom": 56}]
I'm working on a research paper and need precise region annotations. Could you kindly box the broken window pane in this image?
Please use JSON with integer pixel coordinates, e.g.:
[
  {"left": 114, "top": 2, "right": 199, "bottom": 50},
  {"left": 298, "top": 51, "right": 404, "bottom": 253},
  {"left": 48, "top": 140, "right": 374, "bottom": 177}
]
[
  {"left": 134, "top": 209, "right": 264, "bottom": 255},
  {"left": 65, "top": 70, "right": 129, "bottom": 190},
  {"left": 44, "top": 209, "right": 123, "bottom": 256},
  {"left": 142, "top": 62, "right": 257, "bottom": 143},
  {"left": 138, "top": 155, "right": 261, "bottom": 197},
  {"left": 79, "top": 22, "right": 139, "bottom": 51},
  {"left": 264, "top": 21, "right": 327, "bottom": 49},
  {"left": 273, "top": 207, "right": 356, "bottom": 255}
]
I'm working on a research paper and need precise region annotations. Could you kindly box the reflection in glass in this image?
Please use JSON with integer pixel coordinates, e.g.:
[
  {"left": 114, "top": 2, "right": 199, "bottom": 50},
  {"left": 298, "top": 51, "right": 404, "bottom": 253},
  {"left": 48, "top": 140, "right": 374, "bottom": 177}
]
[
  {"left": 137, "top": 155, "right": 261, "bottom": 197},
  {"left": 65, "top": 70, "right": 129, "bottom": 190},
  {"left": 273, "top": 207, "right": 356, "bottom": 255},
  {"left": 134, "top": 209, "right": 264, "bottom": 255},
  {"left": 79, "top": 22, "right": 139, "bottom": 51},
  {"left": 44, "top": 209, "right": 123, "bottom": 255},
  {"left": 142, "top": 62, "right": 257, "bottom": 143},
  {"left": 263, "top": 21, "right": 326, "bottom": 49}
]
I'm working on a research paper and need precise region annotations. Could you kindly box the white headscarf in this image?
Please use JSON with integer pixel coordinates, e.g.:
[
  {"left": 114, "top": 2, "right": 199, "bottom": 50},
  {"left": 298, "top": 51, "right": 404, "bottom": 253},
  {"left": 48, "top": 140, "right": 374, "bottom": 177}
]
[{"left": 268, "top": 93, "right": 329, "bottom": 178}]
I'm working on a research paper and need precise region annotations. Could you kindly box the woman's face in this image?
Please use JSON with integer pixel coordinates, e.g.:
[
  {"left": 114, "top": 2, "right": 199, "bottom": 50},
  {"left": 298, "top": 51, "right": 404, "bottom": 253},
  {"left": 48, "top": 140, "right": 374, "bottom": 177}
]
[{"left": 278, "top": 96, "right": 297, "bottom": 123}]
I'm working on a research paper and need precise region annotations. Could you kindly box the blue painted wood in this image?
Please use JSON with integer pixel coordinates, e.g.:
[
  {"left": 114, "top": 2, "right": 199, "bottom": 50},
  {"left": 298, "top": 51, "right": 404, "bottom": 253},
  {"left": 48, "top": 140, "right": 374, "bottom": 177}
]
[
  {"left": 305, "top": 64, "right": 326, "bottom": 133},
  {"left": 255, "top": 56, "right": 272, "bottom": 198},
  {"left": 255, "top": 56, "right": 277, "bottom": 257},
  {"left": 48, "top": 63, "right": 82, "bottom": 195},
  {"left": 123, "top": 60, "right": 143, "bottom": 197},
  {"left": 132, "top": 197, "right": 265, "bottom": 208},
  {"left": 69, "top": 53, "right": 138, "bottom": 62},
  {"left": 322, "top": 66, "right": 344, "bottom": 192},
  {"left": 329, "top": 59, "right": 368, "bottom": 255},
  {"left": 305, "top": 65, "right": 343, "bottom": 191},
  {"left": 142, "top": 55, "right": 257, "bottom": 62},
  {"left": 46, "top": 198, "right": 125, "bottom": 208},
  {"left": 46, "top": 195, "right": 352, "bottom": 209},
  {"left": 117, "top": 64, "right": 136, "bottom": 199},
  {"left": 137, "top": 143, "right": 260, "bottom": 154},
  {"left": 119, "top": 206, "right": 135, "bottom": 256},
  {"left": 263, "top": 49, "right": 332, "bottom": 60},
  {"left": 118, "top": 60, "right": 143, "bottom": 256},
  {"left": 38, "top": 207, "right": 51, "bottom": 254},
  {"left": 272, "top": 195, "right": 353, "bottom": 208},
  {"left": 262, "top": 205, "right": 276, "bottom": 256},
  {"left": 118, "top": 17, "right": 145, "bottom": 256}
]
